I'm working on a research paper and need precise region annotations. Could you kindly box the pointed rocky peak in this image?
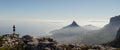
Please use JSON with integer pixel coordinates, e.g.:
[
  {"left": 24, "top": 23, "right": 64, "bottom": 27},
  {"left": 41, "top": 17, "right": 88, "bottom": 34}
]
[
  {"left": 62, "top": 21, "right": 80, "bottom": 29},
  {"left": 70, "top": 21, "right": 79, "bottom": 27}
]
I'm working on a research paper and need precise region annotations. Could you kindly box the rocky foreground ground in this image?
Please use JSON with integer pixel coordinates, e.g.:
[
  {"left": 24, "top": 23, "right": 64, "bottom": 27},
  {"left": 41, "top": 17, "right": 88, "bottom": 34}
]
[{"left": 0, "top": 34, "right": 119, "bottom": 50}]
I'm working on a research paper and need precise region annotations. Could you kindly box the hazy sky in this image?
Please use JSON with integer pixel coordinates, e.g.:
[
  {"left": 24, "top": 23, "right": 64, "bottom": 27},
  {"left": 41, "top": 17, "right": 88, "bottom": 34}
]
[{"left": 0, "top": 0, "right": 120, "bottom": 27}]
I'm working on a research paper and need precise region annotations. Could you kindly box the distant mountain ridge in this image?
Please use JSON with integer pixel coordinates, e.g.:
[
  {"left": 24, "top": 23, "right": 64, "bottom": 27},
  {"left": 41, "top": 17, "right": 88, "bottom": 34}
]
[
  {"left": 50, "top": 15, "right": 120, "bottom": 44},
  {"left": 83, "top": 24, "right": 100, "bottom": 30},
  {"left": 51, "top": 21, "right": 100, "bottom": 44},
  {"left": 50, "top": 21, "right": 86, "bottom": 43},
  {"left": 100, "top": 15, "right": 120, "bottom": 42},
  {"left": 81, "top": 15, "right": 120, "bottom": 44}
]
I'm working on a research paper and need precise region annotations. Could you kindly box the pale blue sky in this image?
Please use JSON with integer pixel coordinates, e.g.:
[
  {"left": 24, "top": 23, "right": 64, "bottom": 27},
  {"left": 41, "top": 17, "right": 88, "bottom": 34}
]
[
  {"left": 0, "top": 0, "right": 120, "bottom": 36},
  {"left": 0, "top": 0, "right": 120, "bottom": 27}
]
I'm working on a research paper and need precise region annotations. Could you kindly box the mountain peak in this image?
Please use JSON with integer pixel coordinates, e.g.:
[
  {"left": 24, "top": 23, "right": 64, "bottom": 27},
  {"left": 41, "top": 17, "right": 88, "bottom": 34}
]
[
  {"left": 63, "top": 21, "right": 79, "bottom": 28},
  {"left": 71, "top": 21, "right": 78, "bottom": 26}
]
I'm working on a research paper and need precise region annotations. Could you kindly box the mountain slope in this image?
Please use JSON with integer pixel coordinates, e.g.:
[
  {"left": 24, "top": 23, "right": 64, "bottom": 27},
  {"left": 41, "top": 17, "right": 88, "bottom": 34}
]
[
  {"left": 81, "top": 15, "right": 120, "bottom": 44},
  {"left": 50, "top": 21, "right": 85, "bottom": 43},
  {"left": 109, "top": 27, "right": 120, "bottom": 48},
  {"left": 83, "top": 24, "right": 100, "bottom": 30},
  {"left": 62, "top": 21, "right": 79, "bottom": 28},
  {"left": 50, "top": 15, "right": 120, "bottom": 44}
]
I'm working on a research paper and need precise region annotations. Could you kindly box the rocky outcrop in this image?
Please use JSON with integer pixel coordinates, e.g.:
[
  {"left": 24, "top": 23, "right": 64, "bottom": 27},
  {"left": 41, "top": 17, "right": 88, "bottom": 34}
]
[
  {"left": 110, "top": 15, "right": 120, "bottom": 26},
  {"left": 0, "top": 34, "right": 117, "bottom": 50},
  {"left": 2, "top": 34, "right": 19, "bottom": 47}
]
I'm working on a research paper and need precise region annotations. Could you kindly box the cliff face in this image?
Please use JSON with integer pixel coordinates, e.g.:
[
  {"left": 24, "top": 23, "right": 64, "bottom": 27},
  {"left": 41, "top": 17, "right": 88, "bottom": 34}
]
[
  {"left": 115, "top": 28, "right": 120, "bottom": 41},
  {"left": 110, "top": 15, "right": 120, "bottom": 26},
  {"left": 96, "top": 15, "right": 120, "bottom": 43},
  {"left": 103, "top": 15, "right": 120, "bottom": 30},
  {"left": 81, "top": 15, "right": 120, "bottom": 44},
  {"left": 109, "top": 28, "right": 120, "bottom": 48}
]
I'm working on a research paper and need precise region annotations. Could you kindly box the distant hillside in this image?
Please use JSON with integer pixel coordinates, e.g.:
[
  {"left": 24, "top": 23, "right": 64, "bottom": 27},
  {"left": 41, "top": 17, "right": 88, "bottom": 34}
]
[
  {"left": 81, "top": 15, "right": 120, "bottom": 44},
  {"left": 50, "top": 21, "right": 86, "bottom": 43},
  {"left": 83, "top": 24, "right": 100, "bottom": 30},
  {"left": 50, "top": 15, "right": 120, "bottom": 44},
  {"left": 97, "top": 15, "right": 120, "bottom": 43}
]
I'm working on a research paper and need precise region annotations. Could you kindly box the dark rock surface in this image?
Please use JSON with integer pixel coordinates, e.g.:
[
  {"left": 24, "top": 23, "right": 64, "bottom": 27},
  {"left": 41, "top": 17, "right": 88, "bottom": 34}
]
[
  {"left": 110, "top": 15, "right": 120, "bottom": 26},
  {"left": 109, "top": 27, "right": 120, "bottom": 48}
]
